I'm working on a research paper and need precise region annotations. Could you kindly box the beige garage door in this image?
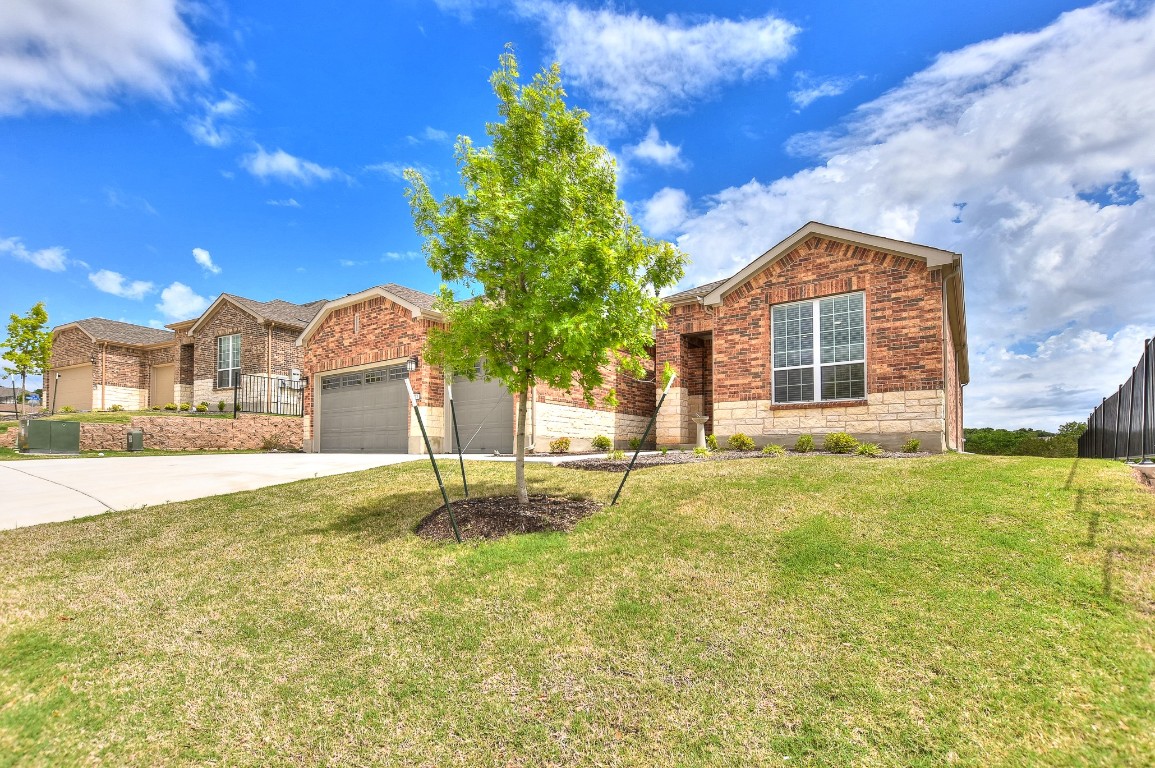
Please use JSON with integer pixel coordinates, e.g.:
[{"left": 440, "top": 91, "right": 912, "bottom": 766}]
[
  {"left": 54, "top": 365, "right": 93, "bottom": 412},
  {"left": 150, "top": 364, "right": 175, "bottom": 408}
]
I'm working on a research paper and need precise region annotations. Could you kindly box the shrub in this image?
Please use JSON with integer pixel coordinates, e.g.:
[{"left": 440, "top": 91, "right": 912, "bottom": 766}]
[
  {"left": 60, "top": 405, "right": 76, "bottom": 414},
  {"left": 794, "top": 434, "right": 815, "bottom": 453},
  {"left": 727, "top": 433, "right": 756, "bottom": 451},
  {"left": 151, "top": 405, "right": 161, "bottom": 411},
  {"left": 706, "top": 434, "right": 719, "bottom": 451},
  {"left": 659, "top": 446, "right": 668, "bottom": 456},
  {"left": 627, "top": 436, "right": 642, "bottom": 451},
  {"left": 591, "top": 434, "right": 612, "bottom": 451},
  {"left": 693, "top": 446, "right": 710, "bottom": 457},
  {"left": 234, "top": 403, "right": 242, "bottom": 412},
  {"left": 902, "top": 438, "right": 921, "bottom": 453},
  {"left": 857, "top": 442, "right": 883, "bottom": 457},
  {"left": 761, "top": 443, "right": 785, "bottom": 456},
  {"left": 196, "top": 404, "right": 208, "bottom": 413},
  {"left": 260, "top": 433, "right": 290, "bottom": 451},
  {"left": 218, "top": 400, "right": 227, "bottom": 413},
  {"left": 605, "top": 449, "right": 625, "bottom": 460},
  {"left": 548, "top": 436, "right": 571, "bottom": 453},
  {"left": 108, "top": 404, "right": 124, "bottom": 412},
  {"left": 198, "top": 401, "right": 209, "bottom": 410},
  {"left": 179, "top": 402, "right": 191, "bottom": 412},
  {"left": 823, "top": 432, "right": 859, "bottom": 454},
  {"left": 164, "top": 402, "right": 178, "bottom": 411}
]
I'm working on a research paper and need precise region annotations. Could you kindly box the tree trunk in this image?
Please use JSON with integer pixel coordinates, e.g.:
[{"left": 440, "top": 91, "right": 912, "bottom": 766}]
[
  {"left": 515, "top": 378, "right": 529, "bottom": 508},
  {"left": 17, "top": 372, "right": 25, "bottom": 419}
]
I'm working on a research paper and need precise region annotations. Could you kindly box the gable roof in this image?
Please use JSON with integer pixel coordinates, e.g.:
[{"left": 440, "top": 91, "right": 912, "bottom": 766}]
[
  {"left": 189, "top": 294, "right": 328, "bottom": 334},
  {"left": 664, "top": 279, "right": 727, "bottom": 306},
  {"left": 296, "top": 283, "right": 442, "bottom": 346},
  {"left": 53, "top": 318, "right": 175, "bottom": 347}
]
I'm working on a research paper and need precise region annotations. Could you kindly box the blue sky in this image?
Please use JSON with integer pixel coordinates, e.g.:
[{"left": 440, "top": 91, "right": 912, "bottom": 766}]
[{"left": 3, "top": 0, "right": 1153, "bottom": 428}]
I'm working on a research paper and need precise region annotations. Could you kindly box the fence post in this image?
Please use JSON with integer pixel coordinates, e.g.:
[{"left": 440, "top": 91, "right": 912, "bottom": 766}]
[{"left": 233, "top": 374, "right": 240, "bottom": 420}]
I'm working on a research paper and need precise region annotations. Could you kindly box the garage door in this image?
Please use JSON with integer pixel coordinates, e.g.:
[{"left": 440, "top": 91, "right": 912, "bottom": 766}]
[
  {"left": 150, "top": 364, "right": 175, "bottom": 408},
  {"left": 450, "top": 371, "right": 513, "bottom": 454},
  {"left": 319, "top": 365, "right": 409, "bottom": 453},
  {"left": 53, "top": 365, "right": 93, "bottom": 412}
]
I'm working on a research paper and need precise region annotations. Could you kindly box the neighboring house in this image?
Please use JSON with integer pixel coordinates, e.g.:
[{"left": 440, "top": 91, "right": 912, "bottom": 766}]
[
  {"left": 46, "top": 319, "right": 176, "bottom": 412},
  {"left": 0, "top": 386, "right": 29, "bottom": 405},
  {"left": 655, "top": 221, "right": 967, "bottom": 452},
  {"left": 297, "top": 284, "right": 654, "bottom": 454}
]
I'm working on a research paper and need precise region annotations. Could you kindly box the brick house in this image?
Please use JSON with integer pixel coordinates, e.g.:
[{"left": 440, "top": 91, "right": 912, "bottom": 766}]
[
  {"left": 178, "top": 294, "right": 327, "bottom": 411},
  {"left": 297, "top": 284, "right": 655, "bottom": 453},
  {"left": 46, "top": 319, "right": 177, "bottom": 412},
  {"left": 655, "top": 221, "right": 968, "bottom": 452}
]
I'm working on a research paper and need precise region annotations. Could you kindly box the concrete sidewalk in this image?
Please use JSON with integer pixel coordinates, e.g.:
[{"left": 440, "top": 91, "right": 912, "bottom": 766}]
[{"left": 0, "top": 453, "right": 421, "bottom": 530}]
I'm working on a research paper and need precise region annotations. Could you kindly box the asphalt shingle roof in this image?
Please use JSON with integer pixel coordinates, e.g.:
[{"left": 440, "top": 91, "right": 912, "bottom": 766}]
[
  {"left": 374, "top": 283, "right": 439, "bottom": 311},
  {"left": 225, "top": 295, "right": 329, "bottom": 328},
  {"left": 66, "top": 318, "right": 175, "bottom": 346},
  {"left": 664, "top": 279, "right": 728, "bottom": 305}
]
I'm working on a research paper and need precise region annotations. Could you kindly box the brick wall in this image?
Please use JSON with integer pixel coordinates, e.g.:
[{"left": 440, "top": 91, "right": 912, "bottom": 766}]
[
  {"left": 79, "top": 414, "right": 303, "bottom": 451},
  {"left": 943, "top": 297, "right": 963, "bottom": 451},
  {"left": 191, "top": 302, "right": 306, "bottom": 406}
]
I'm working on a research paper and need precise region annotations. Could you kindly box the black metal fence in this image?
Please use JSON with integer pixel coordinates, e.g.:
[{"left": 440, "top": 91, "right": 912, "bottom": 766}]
[
  {"left": 1078, "top": 337, "right": 1154, "bottom": 461},
  {"left": 232, "top": 374, "right": 305, "bottom": 417}
]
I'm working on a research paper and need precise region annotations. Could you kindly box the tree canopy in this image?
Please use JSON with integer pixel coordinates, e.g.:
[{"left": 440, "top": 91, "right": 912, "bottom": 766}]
[
  {"left": 405, "top": 49, "right": 686, "bottom": 504},
  {"left": 2, "top": 302, "right": 51, "bottom": 418}
]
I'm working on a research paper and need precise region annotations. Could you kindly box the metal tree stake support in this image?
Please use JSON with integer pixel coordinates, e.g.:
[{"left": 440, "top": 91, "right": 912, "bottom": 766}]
[
  {"left": 611, "top": 373, "right": 677, "bottom": 506},
  {"left": 447, "top": 381, "right": 469, "bottom": 498},
  {"left": 406, "top": 378, "right": 462, "bottom": 542}
]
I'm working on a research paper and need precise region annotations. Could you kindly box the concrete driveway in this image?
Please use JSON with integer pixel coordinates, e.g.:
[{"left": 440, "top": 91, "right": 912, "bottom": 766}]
[{"left": 0, "top": 453, "right": 422, "bottom": 530}]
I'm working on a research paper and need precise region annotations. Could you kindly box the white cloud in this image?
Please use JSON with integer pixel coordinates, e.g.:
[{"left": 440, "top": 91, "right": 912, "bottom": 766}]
[
  {"left": 88, "top": 269, "right": 154, "bottom": 299},
  {"left": 789, "top": 72, "right": 861, "bottom": 109},
  {"left": 192, "top": 247, "right": 220, "bottom": 274},
  {"left": 186, "top": 91, "right": 246, "bottom": 147},
  {"left": 537, "top": 5, "right": 797, "bottom": 119},
  {"left": 0, "top": 0, "right": 206, "bottom": 116},
  {"left": 407, "top": 126, "right": 450, "bottom": 144},
  {"left": 338, "top": 259, "right": 367, "bottom": 267},
  {"left": 266, "top": 198, "right": 301, "bottom": 208},
  {"left": 624, "top": 125, "right": 686, "bottom": 169},
  {"left": 104, "top": 187, "right": 157, "bottom": 214},
  {"left": 657, "top": 2, "right": 1155, "bottom": 427},
  {"left": 240, "top": 146, "right": 344, "bottom": 185},
  {"left": 382, "top": 251, "right": 421, "bottom": 261},
  {"left": 365, "top": 160, "right": 435, "bottom": 181},
  {"left": 155, "top": 281, "right": 208, "bottom": 319},
  {"left": 0, "top": 236, "right": 70, "bottom": 271},
  {"left": 639, "top": 187, "right": 691, "bottom": 238}
]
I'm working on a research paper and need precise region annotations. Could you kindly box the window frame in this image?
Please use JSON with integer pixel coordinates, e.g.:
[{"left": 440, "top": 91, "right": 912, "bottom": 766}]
[
  {"left": 771, "top": 291, "right": 867, "bottom": 404},
  {"left": 216, "top": 333, "right": 241, "bottom": 389}
]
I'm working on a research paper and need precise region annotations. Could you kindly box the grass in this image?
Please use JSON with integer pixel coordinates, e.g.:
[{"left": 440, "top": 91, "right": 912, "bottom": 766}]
[{"left": 0, "top": 454, "right": 1152, "bottom": 766}]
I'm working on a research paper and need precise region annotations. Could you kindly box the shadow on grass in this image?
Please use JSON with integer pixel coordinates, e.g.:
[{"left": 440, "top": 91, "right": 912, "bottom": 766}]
[{"left": 303, "top": 490, "right": 438, "bottom": 540}]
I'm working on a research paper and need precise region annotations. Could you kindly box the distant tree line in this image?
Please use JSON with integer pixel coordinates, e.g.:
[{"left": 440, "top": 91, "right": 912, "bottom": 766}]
[{"left": 964, "top": 422, "right": 1087, "bottom": 458}]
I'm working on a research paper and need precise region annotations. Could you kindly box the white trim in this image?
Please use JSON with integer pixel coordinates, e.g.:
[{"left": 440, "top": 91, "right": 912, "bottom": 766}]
[
  {"left": 701, "top": 221, "right": 960, "bottom": 307},
  {"left": 771, "top": 291, "right": 867, "bottom": 404},
  {"left": 296, "top": 286, "right": 444, "bottom": 346}
]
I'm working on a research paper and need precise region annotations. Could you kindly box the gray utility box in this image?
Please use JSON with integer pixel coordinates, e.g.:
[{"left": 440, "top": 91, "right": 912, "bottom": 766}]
[
  {"left": 23, "top": 420, "right": 81, "bottom": 454},
  {"left": 126, "top": 429, "right": 144, "bottom": 452}
]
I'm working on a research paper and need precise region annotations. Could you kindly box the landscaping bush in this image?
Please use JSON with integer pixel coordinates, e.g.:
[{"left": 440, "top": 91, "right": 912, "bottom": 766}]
[
  {"left": 659, "top": 446, "right": 668, "bottom": 456},
  {"left": 902, "top": 438, "right": 921, "bottom": 453},
  {"left": 627, "top": 436, "right": 642, "bottom": 451},
  {"left": 857, "top": 442, "right": 883, "bottom": 457},
  {"left": 794, "top": 434, "right": 815, "bottom": 452},
  {"left": 60, "top": 405, "right": 76, "bottom": 414},
  {"left": 706, "top": 434, "right": 719, "bottom": 451},
  {"left": 823, "top": 432, "right": 859, "bottom": 454},
  {"left": 179, "top": 402, "right": 191, "bottom": 412},
  {"left": 591, "top": 434, "right": 612, "bottom": 451},
  {"left": 260, "top": 433, "right": 291, "bottom": 452},
  {"left": 108, "top": 404, "right": 124, "bottom": 412},
  {"left": 198, "top": 401, "right": 209, "bottom": 410},
  {"left": 164, "top": 403, "right": 178, "bottom": 411},
  {"left": 727, "top": 433, "right": 756, "bottom": 451},
  {"left": 218, "top": 400, "right": 227, "bottom": 413},
  {"left": 196, "top": 404, "right": 208, "bottom": 413},
  {"left": 548, "top": 437, "right": 571, "bottom": 454},
  {"left": 761, "top": 443, "right": 785, "bottom": 456},
  {"left": 151, "top": 405, "right": 161, "bottom": 411},
  {"left": 693, "top": 446, "right": 710, "bottom": 457},
  {"left": 605, "top": 449, "right": 625, "bottom": 460}
]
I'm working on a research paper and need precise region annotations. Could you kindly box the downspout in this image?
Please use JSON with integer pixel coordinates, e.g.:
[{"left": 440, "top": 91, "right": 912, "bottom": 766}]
[{"left": 100, "top": 342, "right": 107, "bottom": 410}]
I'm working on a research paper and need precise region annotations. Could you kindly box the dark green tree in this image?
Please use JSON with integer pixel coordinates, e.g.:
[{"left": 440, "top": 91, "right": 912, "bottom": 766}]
[{"left": 405, "top": 49, "right": 686, "bottom": 506}]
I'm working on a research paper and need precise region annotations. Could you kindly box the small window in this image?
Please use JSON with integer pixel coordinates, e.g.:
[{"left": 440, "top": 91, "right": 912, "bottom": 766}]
[
  {"left": 772, "top": 292, "right": 866, "bottom": 403},
  {"left": 216, "top": 334, "right": 241, "bottom": 388}
]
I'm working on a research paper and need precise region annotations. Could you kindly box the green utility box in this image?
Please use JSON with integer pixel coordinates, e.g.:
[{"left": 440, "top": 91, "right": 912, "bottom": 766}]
[
  {"left": 127, "top": 429, "right": 144, "bottom": 452},
  {"left": 23, "top": 420, "right": 81, "bottom": 454}
]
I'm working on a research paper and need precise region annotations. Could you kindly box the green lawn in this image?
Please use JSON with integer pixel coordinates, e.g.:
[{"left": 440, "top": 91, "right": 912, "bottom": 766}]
[{"left": 1, "top": 454, "right": 1152, "bottom": 766}]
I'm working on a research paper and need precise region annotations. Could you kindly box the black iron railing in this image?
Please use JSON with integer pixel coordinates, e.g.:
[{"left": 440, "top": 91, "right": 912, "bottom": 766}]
[
  {"left": 232, "top": 374, "right": 305, "bottom": 417},
  {"left": 1079, "top": 337, "right": 1153, "bottom": 461}
]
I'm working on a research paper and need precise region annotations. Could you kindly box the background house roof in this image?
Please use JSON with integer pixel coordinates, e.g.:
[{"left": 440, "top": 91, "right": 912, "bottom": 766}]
[
  {"left": 225, "top": 295, "right": 329, "bottom": 328},
  {"left": 664, "top": 279, "right": 728, "bottom": 306},
  {"left": 57, "top": 318, "right": 175, "bottom": 346}
]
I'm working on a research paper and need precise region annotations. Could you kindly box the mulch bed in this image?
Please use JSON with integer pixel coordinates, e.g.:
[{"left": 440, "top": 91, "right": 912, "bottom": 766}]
[
  {"left": 415, "top": 495, "right": 602, "bottom": 542},
  {"left": 563, "top": 449, "right": 929, "bottom": 472}
]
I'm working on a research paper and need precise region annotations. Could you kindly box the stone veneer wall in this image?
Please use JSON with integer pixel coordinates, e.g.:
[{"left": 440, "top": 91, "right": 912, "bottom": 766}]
[
  {"left": 713, "top": 390, "right": 945, "bottom": 452},
  {"left": 78, "top": 414, "right": 302, "bottom": 451}
]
